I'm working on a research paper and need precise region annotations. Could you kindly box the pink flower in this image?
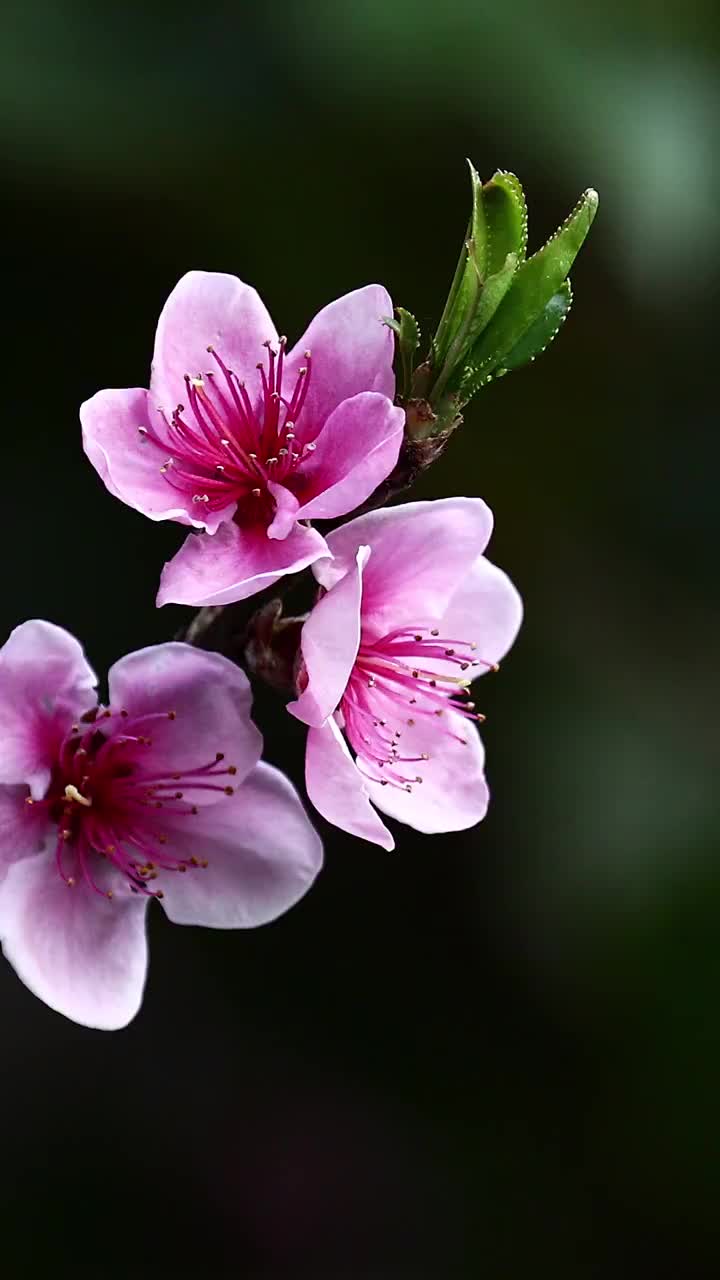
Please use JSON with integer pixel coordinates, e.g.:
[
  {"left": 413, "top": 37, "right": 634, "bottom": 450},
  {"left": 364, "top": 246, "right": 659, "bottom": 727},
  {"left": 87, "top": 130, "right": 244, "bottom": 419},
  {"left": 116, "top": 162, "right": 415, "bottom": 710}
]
[
  {"left": 288, "top": 499, "right": 522, "bottom": 850},
  {"left": 0, "top": 621, "right": 322, "bottom": 1029},
  {"left": 81, "top": 272, "right": 404, "bottom": 606}
]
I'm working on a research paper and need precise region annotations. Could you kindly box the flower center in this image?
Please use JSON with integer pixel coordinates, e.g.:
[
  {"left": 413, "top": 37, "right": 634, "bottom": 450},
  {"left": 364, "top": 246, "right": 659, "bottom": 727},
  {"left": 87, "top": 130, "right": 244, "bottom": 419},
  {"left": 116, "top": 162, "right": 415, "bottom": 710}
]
[
  {"left": 339, "top": 626, "right": 497, "bottom": 793},
  {"left": 27, "top": 706, "right": 237, "bottom": 900},
  {"left": 138, "top": 338, "right": 318, "bottom": 525}
]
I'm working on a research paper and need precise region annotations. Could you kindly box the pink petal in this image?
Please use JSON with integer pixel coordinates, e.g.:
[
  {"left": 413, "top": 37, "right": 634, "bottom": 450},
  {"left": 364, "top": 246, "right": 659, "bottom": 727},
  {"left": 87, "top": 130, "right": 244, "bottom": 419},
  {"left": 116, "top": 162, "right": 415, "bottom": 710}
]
[
  {"left": 316, "top": 498, "right": 494, "bottom": 639},
  {"left": 0, "top": 621, "right": 97, "bottom": 798},
  {"left": 294, "top": 393, "right": 404, "bottom": 521},
  {"left": 0, "top": 852, "right": 148, "bottom": 1029},
  {"left": 157, "top": 520, "right": 328, "bottom": 607},
  {"left": 283, "top": 286, "right": 395, "bottom": 433},
  {"left": 439, "top": 554, "right": 523, "bottom": 668},
  {"left": 108, "top": 642, "right": 261, "bottom": 787},
  {"left": 157, "top": 763, "right": 322, "bottom": 928},
  {"left": 150, "top": 271, "right": 277, "bottom": 414},
  {"left": 305, "top": 719, "right": 394, "bottom": 850},
  {"left": 0, "top": 786, "right": 49, "bottom": 884},
  {"left": 365, "top": 712, "right": 489, "bottom": 834},
  {"left": 266, "top": 482, "right": 300, "bottom": 540},
  {"left": 81, "top": 388, "right": 209, "bottom": 529},
  {"left": 289, "top": 547, "right": 368, "bottom": 728}
]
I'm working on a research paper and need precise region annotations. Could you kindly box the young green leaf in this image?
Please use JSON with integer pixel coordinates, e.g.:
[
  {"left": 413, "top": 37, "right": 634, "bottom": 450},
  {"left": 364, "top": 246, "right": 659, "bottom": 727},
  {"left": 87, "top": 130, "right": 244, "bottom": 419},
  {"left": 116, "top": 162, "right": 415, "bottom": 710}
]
[
  {"left": 390, "top": 307, "right": 421, "bottom": 402},
  {"left": 455, "top": 187, "right": 597, "bottom": 397},
  {"left": 500, "top": 280, "right": 572, "bottom": 371}
]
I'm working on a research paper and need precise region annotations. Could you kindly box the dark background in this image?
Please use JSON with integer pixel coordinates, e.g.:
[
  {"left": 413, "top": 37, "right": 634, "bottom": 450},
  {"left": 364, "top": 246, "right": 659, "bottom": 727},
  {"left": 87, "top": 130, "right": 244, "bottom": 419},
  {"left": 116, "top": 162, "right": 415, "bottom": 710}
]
[{"left": 2, "top": 2, "right": 719, "bottom": 1276}]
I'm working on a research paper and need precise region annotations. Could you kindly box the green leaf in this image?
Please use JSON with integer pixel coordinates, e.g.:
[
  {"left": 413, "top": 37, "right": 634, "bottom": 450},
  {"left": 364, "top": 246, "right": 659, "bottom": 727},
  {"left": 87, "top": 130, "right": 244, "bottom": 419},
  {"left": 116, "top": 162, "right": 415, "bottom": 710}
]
[
  {"left": 431, "top": 162, "right": 482, "bottom": 368},
  {"left": 482, "top": 170, "right": 528, "bottom": 274},
  {"left": 501, "top": 280, "right": 573, "bottom": 371},
  {"left": 456, "top": 186, "right": 598, "bottom": 398},
  {"left": 390, "top": 307, "right": 421, "bottom": 401},
  {"left": 431, "top": 165, "right": 531, "bottom": 398},
  {"left": 465, "top": 250, "right": 518, "bottom": 348}
]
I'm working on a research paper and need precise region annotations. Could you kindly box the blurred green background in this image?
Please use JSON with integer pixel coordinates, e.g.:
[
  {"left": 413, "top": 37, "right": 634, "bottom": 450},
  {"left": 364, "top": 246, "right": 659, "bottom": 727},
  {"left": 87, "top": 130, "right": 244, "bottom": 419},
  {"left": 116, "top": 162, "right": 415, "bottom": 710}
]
[{"left": 2, "top": 1, "right": 719, "bottom": 1276}]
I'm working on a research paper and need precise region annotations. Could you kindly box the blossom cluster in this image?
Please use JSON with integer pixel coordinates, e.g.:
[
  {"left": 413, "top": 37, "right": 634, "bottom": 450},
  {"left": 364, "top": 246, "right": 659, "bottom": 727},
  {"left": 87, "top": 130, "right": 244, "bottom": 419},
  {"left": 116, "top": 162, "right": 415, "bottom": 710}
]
[{"left": 1, "top": 270, "right": 521, "bottom": 1028}]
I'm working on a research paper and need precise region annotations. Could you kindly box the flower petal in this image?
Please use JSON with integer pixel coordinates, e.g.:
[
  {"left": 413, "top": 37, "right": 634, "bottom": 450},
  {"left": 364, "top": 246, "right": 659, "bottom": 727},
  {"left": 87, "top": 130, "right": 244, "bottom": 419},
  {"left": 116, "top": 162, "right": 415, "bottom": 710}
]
[
  {"left": 0, "top": 621, "right": 97, "bottom": 797},
  {"left": 0, "top": 786, "right": 49, "bottom": 883},
  {"left": 294, "top": 393, "right": 404, "bottom": 521},
  {"left": 439, "top": 554, "right": 524, "bottom": 668},
  {"left": 108, "top": 643, "right": 261, "bottom": 786},
  {"left": 0, "top": 852, "right": 148, "bottom": 1029},
  {"left": 305, "top": 719, "right": 394, "bottom": 850},
  {"left": 81, "top": 387, "right": 208, "bottom": 528},
  {"left": 157, "top": 763, "right": 322, "bottom": 928},
  {"left": 266, "top": 482, "right": 300, "bottom": 540},
  {"left": 150, "top": 271, "right": 278, "bottom": 413},
  {"left": 283, "top": 285, "right": 395, "bottom": 432},
  {"left": 157, "top": 520, "right": 328, "bottom": 607},
  {"left": 289, "top": 547, "right": 368, "bottom": 728},
  {"left": 365, "top": 713, "right": 489, "bottom": 834},
  {"left": 316, "top": 498, "right": 494, "bottom": 639}
]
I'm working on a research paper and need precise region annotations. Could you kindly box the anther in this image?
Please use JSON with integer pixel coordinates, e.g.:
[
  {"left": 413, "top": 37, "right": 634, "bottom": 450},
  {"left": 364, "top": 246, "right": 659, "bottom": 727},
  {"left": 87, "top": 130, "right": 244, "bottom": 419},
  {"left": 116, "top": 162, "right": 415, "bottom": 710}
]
[
  {"left": 223, "top": 786, "right": 234, "bottom": 796},
  {"left": 64, "top": 784, "right": 92, "bottom": 808},
  {"left": 167, "top": 711, "right": 176, "bottom": 720},
  {"left": 215, "top": 753, "right": 225, "bottom": 761}
]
